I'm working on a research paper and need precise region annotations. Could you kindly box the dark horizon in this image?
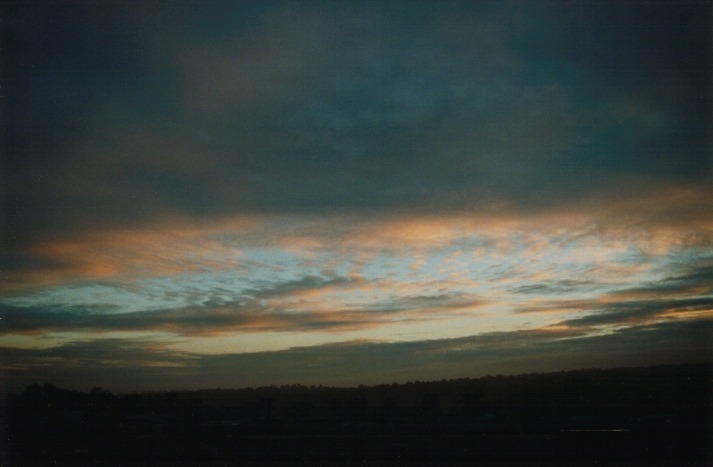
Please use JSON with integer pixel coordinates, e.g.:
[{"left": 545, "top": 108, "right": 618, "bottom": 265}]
[
  {"left": 6, "top": 360, "right": 712, "bottom": 395},
  {"left": 5, "top": 322, "right": 713, "bottom": 394},
  {"left": 6, "top": 362, "right": 712, "bottom": 464}
]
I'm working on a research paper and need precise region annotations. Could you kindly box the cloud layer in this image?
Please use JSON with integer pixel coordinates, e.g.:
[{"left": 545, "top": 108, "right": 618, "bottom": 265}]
[
  {"left": 1, "top": 1, "right": 711, "bottom": 391},
  {"left": 3, "top": 2, "right": 710, "bottom": 245}
]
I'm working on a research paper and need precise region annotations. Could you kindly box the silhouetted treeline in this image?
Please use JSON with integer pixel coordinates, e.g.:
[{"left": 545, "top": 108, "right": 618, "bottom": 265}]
[{"left": 5, "top": 363, "right": 712, "bottom": 464}]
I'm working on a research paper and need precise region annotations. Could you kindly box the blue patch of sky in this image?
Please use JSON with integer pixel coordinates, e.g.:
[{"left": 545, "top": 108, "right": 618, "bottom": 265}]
[{"left": 359, "top": 252, "right": 414, "bottom": 283}]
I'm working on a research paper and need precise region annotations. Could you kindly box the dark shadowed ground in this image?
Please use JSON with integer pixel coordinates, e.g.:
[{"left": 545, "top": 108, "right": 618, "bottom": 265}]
[{"left": 4, "top": 363, "right": 711, "bottom": 465}]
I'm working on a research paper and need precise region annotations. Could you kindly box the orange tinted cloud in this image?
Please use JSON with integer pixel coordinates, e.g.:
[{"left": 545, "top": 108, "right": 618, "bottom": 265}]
[
  {"left": 7, "top": 181, "right": 711, "bottom": 293},
  {"left": 4, "top": 216, "right": 262, "bottom": 293}
]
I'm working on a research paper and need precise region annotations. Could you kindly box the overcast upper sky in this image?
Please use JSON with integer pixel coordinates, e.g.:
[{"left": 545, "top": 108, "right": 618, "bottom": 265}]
[{"left": 1, "top": 0, "right": 711, "bottom": 392}]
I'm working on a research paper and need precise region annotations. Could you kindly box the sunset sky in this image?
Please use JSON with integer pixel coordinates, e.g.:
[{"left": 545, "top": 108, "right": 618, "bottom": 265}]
[{"left": 2, "top": 1, "right": 712, "bottom": 392}]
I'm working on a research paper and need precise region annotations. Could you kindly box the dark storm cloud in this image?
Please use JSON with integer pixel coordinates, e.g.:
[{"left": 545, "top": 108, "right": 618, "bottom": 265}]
[
  {"left": 3, "top": 317, "right": 710, "bottom": 392},
  {"left": 3, "top": 1, "right": 710, "bottom": 252}
]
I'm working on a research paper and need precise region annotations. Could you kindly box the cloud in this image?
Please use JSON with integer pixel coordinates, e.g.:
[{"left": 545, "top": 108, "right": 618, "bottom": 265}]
[
  {"left": 3, "top": 317, "right": 710, "bottom": 392},
  {"left": 4, "top": 1, "right": 709, "bottom": 255},
  {"left": 559, "top": 297, "right": 713, "bottom": 328},
  {"left": 514, "top": 280, "right": 600, "bottom": 296},
  {"left": 0, "top": 216, "right": 262, "bottom": 293},
  {"left": 1, "top": 1, "right": 710, "bottom": 391},
  {"left": 2, "top": 195, "right": 710, "bottom": 344},
  {"left": 0, "top": 286, "right": 486, "bottom": 338},
  {"left": 0, "top": 302, "right": 333, "bottom": 337},
  {"left": 0, "top": 337, "right": 197, "bottom": 392},
  {"left": 608, "top": 263, "right": 713, "bottom": 299},
  {"left": 368, "top": 293, "right": 486, "bottom": 313},
  {"left": 515, "top": 256, "right": 713, "bottom": 319}
]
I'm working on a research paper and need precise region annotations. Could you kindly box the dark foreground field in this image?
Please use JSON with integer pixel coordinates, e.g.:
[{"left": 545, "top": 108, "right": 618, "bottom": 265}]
[{"left": 4, "top": 363, "right": 712, "bottom": 465}]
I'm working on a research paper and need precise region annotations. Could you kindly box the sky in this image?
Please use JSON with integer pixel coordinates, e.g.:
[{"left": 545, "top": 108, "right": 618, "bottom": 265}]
[{"left": 1, "top": 0, "right": 712, "bottom": 392}]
